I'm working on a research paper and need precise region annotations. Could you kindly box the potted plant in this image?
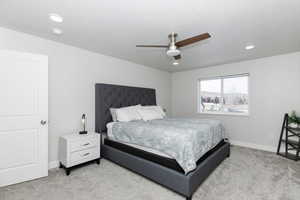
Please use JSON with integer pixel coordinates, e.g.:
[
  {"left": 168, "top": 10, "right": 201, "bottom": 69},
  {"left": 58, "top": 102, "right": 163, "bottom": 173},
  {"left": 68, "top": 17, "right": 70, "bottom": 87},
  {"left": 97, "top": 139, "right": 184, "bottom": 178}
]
[{"left": 288, "top": 111, "right": 300, "bottom": 128}]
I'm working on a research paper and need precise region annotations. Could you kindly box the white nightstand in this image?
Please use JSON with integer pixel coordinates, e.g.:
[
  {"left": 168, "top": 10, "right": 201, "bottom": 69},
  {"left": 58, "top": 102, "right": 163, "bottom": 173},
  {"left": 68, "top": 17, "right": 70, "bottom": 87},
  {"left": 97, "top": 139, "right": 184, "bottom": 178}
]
[{"left": 59, "top": 132, "right": 101, "bottom": 175}]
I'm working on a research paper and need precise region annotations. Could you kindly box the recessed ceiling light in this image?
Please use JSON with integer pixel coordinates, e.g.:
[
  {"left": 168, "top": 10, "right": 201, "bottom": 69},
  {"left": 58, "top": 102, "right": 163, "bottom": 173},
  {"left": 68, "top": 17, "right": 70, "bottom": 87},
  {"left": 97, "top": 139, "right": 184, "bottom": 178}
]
[
  {"left": 172, "top": 61, "right": 179, "bottom": 66},
  {"left": 52, "top": 28, "right": 63, "bottom": 35},
  {"left": 245, "top": 44, "right": 255, "bottom": 50},
  {"left": 49, "top": 13, "right": 63, "bottom": 23}
]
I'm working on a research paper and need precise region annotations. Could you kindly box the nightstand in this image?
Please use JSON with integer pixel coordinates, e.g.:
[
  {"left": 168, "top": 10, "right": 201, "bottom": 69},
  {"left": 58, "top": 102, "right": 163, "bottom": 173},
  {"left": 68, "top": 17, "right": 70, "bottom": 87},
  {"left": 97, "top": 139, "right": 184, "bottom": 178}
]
[{"left": 59, "top": 132, "right": 100, "bottom": 175}]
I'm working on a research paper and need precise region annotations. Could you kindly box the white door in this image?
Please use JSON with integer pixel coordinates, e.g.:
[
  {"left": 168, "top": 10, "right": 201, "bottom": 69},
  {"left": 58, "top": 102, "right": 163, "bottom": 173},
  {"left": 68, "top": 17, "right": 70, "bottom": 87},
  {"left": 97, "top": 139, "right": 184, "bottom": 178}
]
[{"left": 0, "top": 50, "right": 48, "bottom": 187}]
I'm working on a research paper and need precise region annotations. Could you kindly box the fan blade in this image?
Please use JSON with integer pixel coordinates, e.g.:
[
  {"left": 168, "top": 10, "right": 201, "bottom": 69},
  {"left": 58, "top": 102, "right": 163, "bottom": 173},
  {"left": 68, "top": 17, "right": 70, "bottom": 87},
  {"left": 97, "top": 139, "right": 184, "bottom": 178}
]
[
  {"left": 136, "top": 45, "right": 168, "bottom": 48},
  {"left": 175, "top": 33, "right": 211, "bottom": 47},
  {"left": 174, "top": 55, "right": 181, "bottom": 60}
]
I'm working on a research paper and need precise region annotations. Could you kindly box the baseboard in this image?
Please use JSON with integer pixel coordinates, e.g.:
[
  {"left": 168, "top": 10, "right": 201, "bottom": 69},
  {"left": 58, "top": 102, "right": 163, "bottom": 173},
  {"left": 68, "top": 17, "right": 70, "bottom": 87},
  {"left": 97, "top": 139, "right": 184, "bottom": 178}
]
[
  {"left": 48, "top": 160, "right": 59, "bottom": 169},
  {"left": 230, "top": 140, "right": 275, "bottom": 152}
]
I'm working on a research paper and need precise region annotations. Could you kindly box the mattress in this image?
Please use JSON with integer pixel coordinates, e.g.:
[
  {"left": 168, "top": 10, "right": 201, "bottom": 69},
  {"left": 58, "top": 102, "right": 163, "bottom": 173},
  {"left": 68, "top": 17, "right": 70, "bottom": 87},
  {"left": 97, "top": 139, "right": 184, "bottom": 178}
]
[
  {"left": 106, "top": 122, "right": 172, "bottom": 158},
  {"left": 106, "top": 118, "right": 225, "bottom": 173}
]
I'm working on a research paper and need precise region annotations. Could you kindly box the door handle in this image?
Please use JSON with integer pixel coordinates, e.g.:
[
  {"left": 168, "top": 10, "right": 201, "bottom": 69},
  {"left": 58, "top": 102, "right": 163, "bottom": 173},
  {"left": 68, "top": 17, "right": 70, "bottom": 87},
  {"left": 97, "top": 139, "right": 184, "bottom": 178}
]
[{"left": 40, "top": 120, "right": 47, "bottom": 125}]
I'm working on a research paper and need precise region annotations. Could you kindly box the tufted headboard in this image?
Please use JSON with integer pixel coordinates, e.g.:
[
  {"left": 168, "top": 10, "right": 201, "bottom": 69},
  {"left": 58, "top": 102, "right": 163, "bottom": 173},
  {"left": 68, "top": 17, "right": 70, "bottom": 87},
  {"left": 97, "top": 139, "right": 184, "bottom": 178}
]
[{"left": 95, "top": 83, "right": 156, "bottom": 133}]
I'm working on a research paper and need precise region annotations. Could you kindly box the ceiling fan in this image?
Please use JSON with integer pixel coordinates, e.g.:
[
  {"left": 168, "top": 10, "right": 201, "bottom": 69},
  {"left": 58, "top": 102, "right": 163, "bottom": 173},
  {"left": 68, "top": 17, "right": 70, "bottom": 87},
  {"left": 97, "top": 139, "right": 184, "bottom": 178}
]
[{"left": 136, "top": 32, "right": 211, "bottom": 64}]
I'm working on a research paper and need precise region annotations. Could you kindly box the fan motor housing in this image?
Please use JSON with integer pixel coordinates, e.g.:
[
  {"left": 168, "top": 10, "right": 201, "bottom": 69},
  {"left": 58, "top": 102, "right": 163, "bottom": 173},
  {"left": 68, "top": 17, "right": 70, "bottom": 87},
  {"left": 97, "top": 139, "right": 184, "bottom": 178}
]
[{"left": 166, "top": 45, "right": 180, "bottom": 56}]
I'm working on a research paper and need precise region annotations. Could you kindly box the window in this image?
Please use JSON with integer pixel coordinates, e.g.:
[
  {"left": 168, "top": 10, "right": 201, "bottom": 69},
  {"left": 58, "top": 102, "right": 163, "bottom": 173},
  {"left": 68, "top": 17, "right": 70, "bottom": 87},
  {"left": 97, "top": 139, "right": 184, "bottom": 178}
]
[{"left": 198, "top": 74, "right": 249, "bottom": 115}]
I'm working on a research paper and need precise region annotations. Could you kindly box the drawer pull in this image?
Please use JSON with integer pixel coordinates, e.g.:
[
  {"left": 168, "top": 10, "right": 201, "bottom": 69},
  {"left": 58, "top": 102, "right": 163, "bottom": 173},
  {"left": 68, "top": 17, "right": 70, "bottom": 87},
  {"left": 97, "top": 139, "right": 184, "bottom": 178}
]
[
  {"left": 82, "top": 143, "right": 90, "bottom": 146},
  {"left": 82, "top": 153, "right": 90, "bottom": 157}
]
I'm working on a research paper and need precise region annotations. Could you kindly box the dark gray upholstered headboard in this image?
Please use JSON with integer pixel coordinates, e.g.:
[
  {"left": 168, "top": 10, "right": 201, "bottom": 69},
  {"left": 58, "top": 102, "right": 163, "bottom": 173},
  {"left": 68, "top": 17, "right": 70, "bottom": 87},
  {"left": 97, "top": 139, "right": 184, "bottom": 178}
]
[{"left": 95, "top": 83, "right": 156, "bottom": 133}]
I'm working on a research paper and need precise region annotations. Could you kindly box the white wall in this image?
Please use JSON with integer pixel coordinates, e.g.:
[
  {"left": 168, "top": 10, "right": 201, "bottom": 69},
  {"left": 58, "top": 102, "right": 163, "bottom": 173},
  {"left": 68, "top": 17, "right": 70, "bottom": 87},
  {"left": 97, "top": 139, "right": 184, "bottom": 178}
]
[
  {"left": 0, "top": 27, "right": 171, "bottom": 166},
  {"left": 172, "top": 52, "right": 300, "bottom": 151},
  {"left": 2, "top": 26, "right": 300, "bottom": 165}
]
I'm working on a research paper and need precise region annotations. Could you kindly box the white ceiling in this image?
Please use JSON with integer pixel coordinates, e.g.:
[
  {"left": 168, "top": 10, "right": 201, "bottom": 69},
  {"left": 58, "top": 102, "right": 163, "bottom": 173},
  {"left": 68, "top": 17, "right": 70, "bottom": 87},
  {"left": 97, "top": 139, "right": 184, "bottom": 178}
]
[{"left": 0, "top": 0, "right": 300, "bottom": 72}]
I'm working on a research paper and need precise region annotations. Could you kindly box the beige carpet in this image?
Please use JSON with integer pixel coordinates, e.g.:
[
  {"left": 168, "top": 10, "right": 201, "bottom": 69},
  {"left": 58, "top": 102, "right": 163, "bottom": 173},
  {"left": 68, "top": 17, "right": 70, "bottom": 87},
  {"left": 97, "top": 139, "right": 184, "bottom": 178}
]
[{"left": 1, "top": 146, "right": 300, "bottom": 200}]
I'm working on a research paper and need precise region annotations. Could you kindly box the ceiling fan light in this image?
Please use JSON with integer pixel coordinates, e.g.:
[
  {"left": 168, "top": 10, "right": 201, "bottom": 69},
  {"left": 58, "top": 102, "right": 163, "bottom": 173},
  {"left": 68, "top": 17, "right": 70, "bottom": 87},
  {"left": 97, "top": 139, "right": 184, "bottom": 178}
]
[
  {"left": 245, "top": 44, "right": 255, "bottom": 50},
  {"left": 172, "top": 61, "right": 179, "bottom": 66},
  {"left": 52, "top": 28, "right": 63, "bottom": 35}
]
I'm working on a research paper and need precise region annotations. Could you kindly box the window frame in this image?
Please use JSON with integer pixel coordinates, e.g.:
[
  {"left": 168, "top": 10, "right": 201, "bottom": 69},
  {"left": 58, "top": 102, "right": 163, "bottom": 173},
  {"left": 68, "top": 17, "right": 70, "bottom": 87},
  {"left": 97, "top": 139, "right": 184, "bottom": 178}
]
[{"left": 197, "top": 73, "right": 250, "bottom": 116}]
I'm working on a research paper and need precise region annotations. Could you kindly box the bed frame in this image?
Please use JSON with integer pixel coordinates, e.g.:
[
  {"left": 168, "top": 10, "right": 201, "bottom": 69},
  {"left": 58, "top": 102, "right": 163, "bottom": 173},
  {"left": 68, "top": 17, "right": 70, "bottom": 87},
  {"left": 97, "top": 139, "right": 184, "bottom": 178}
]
[{"left": 95, "top": 83, "right": 230, "bottom": 200}]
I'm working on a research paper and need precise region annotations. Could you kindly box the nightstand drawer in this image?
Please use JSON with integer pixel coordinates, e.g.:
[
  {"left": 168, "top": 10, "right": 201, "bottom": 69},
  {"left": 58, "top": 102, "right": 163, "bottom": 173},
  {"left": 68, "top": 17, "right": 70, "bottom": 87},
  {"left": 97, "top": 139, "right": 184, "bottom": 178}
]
[
  {"left": 70, "top": 137, "right": 98, "bottom": 152},
  {"left": 70, "top": 147, "right": 99, "bottom": 164}
]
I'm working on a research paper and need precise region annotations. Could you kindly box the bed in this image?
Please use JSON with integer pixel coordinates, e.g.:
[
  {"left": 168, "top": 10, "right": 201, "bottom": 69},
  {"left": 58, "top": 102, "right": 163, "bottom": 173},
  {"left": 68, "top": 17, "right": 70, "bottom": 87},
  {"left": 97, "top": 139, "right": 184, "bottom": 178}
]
[{"left": 95, "top": 83, "right": 230, "bottom": 200}]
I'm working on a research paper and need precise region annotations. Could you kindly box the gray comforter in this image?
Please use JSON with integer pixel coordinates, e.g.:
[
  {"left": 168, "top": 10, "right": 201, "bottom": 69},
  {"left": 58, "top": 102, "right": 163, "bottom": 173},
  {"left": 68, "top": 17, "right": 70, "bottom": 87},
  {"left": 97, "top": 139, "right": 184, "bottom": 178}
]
[{"left": 110, "top": 118, "right": 225, "bottom": 174}]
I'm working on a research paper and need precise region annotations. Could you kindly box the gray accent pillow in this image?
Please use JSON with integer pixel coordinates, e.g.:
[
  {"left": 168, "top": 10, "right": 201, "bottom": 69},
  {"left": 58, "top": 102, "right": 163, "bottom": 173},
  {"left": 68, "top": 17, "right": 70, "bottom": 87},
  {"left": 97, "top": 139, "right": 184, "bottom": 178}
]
[{"left": 110, "top": 108, "right": 117, "bottom": 122}]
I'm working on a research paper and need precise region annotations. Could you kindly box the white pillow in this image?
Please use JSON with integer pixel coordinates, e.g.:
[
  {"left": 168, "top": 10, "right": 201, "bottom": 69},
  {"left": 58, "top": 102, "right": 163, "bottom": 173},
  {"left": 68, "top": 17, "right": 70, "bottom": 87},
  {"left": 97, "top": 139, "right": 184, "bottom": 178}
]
[
  {"left": 115, "top": 105, "right": 142, "bottom": 122},
  {"left": 143, "top": 105, "right": 166, "bottom": 117},
  {"left": 137, "top": 107, "right": 164, "bottom": 121}
]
